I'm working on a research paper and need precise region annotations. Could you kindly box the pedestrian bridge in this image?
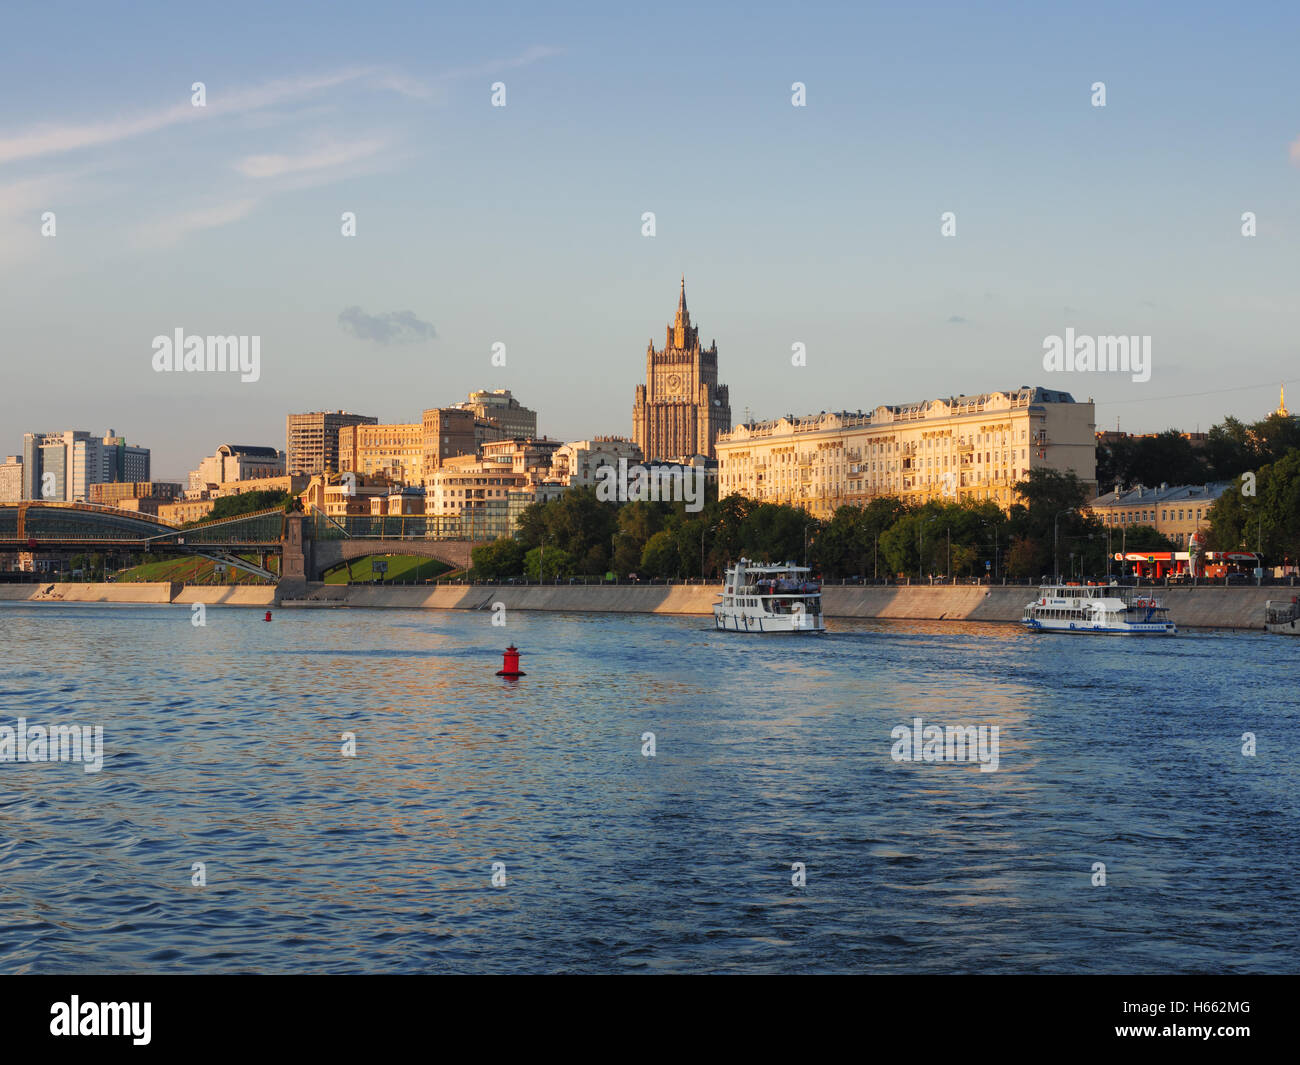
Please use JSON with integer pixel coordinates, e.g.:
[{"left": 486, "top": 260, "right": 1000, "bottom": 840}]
[
  {"left": 1, "top": 502, "right": 483, "bottom": 580},
  {"left": 0, "top": 501, "right": 287, "bottom": 547}
]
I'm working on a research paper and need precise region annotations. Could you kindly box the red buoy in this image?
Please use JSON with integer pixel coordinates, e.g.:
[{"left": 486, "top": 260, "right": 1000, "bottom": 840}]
[
  {"left": 264, "top": 611, "right": 272, "bottom": 622},
  {"left": 496, "top": 644, "right": 525, "bottom": 677}
]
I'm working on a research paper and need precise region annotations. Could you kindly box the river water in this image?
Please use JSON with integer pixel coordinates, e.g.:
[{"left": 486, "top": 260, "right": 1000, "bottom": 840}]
[{"left": 0, "top": 603, "right": 1296, "bottom": 974}]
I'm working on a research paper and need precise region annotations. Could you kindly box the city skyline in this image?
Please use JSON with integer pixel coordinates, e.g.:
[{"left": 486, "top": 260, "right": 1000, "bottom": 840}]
[{"left": 3, "top": 1, "right": 1299, "bottom": 478}]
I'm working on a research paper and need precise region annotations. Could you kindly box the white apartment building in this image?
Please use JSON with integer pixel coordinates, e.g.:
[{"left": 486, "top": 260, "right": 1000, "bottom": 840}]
[{"left": 550, "top": 437, "right": 643, "bottom": 487}]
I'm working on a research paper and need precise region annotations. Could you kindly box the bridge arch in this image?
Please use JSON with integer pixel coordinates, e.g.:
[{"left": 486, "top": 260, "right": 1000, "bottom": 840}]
[{"left": 309, "top": 539, "right": 478, "bottom": 579}]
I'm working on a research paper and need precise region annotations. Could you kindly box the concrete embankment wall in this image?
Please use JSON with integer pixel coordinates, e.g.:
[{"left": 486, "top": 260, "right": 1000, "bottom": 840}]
[
  {"left": 0, "top": 581, "right": 1289, "bottom": 628},
  {"left": 275, "top": 582, "right": 1297, "bottom": 629},
  {"left": 316, "top": 583, "right": 720, "bottom": 614},
  {"left": 0, "top": 583, "right": 275, "bottom": 606}
]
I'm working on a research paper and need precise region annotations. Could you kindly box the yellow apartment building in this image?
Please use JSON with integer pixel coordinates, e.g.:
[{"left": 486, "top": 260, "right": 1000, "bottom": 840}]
[{"left": 716, "top": 387, "right": 1096, "bottom": 518}]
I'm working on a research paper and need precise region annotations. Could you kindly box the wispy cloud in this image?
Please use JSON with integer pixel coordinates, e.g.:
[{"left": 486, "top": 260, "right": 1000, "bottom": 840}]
[
  {"left": 0, "top": 49, "right": 557, "bottom": 168},
  {"left": 233, "top": 138, "right": 390, "bottom": 180},
  {"left": 0, "top": 47, "right": 560, "bottom": 265},
  {"left": 0, "top": 175, "right": 62, "bottom": 220},
  {"left": 339, "top": 307, "right": 437, "bottom": 345},
  {"left": 134, "top": 198, "right": 261, "bottom": 249},
  {"left": 1290, "top": 134, "right": 1300, "bottom": 166},
  {"left": 432, "top": 44, "right": 564, "bottom": 82},
  {"left": 0, "top": 69, "right": 395, "bottom": 167}
]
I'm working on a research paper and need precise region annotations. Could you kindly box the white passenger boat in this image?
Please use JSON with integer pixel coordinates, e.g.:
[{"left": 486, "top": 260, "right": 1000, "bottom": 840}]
[
  {"left": 1265, "top": 598, "right": 1300, "bottom": 635},
  {"left": 714, "top": 559, "right": 825, "bottom": 633},
  {"left": 1022, "top": 583, "right": 1177, "bottom": 635}
]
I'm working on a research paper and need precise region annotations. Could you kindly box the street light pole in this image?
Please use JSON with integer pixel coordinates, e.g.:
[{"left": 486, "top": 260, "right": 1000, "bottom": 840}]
[
  {"left": 700, "top": 521, "right": 719, "bottom": 581},
  {"left": 1053, "top": 508, "right": 1074, "bottom": 583},
  {"left": 919, "top": 515, "right": 936, "bottom": 583}
]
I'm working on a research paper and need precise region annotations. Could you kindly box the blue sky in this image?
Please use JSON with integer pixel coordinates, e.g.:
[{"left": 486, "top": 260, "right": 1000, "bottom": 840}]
[{"left": 1, "top": 0, "right": 1297, "bottom": 479}]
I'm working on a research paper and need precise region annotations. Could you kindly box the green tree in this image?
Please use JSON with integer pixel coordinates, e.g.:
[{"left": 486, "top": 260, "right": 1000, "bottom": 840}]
[
  {"left": 1127, "top": 431, "right": 1208, "bottom": 487},
  {"left": 1251, "top": 413, "right": 1300, "bottom": 467},
  {"left": 1204, "top": 417, "right": 1255, "bottom": 481},
  {"left": 739, "top": 503, "right": 815, "bottom": 565},
  {"left": 1119, "top": 524, "right": 1175, "bottom": 551},
  {"left": 189, "top": 490, "right": 290, "bottom": 525},
  {"left": 610, "top": 500, "right": 664, "bottom": 576},
  {"left": 1004, "top": 535, "right": 1044, "bottom": 578},
  {"left": 471, "top": 537, "right": 525, "bottom": 579},
  {"left": 514, "top": 487, "right": 618, "bottom": 575},
  {"left": 1208, "top": 450, "right": 1300, "bottom": 564},
  {"left": 524, "top": 544, "right": 575, "bottom": 581},
  {"left": 639, "top": 530, "right": 680, "bottom": 578}
]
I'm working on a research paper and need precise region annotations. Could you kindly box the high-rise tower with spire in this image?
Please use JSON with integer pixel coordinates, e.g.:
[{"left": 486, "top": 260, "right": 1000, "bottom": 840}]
[{"left": 633, "top": 278, "right": 731, "bottom": 461}]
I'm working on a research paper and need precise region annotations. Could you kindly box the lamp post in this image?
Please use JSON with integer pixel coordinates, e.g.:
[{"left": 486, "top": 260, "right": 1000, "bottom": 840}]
[
  {"left": 1258, "top": 512, "right": 1264, "bottom": 585},
  {"left": 1053, "top": 508, "right": 1074, "bottom": 582},
  {"left": 918, "top": 515, "right": 937, "bottom": 583},
  {"left": 700, "top": 521, "right": 719, "bottom": 582},
  {"left": 803, "top": 521, "right": 818, "bottom": 568},
  {"left": 979, "top": 519, "right": 1000, "bottom": 582}
]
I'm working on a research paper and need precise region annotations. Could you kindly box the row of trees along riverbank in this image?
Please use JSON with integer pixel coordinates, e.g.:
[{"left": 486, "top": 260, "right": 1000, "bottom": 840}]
[{"left": 470, "top": 470, "right": 1203, "bottom": 582}]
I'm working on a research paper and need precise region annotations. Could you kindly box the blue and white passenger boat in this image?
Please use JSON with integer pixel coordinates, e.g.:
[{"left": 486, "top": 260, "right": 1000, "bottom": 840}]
[{"left": 1022, "top": 583, "right": 1177, "bottom": 635}]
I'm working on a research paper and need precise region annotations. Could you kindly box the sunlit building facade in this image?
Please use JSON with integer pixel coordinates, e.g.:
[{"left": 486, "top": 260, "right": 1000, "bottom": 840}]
[{"left": 716, "top": 387, "right": 1096, "bottom": 518}]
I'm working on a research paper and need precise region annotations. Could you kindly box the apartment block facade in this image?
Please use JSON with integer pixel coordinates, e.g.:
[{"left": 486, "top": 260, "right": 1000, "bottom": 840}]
[
  {"left": 189, "top": 444, "right": 285, "bottom": 492},
  {"left": 715, "top": 387, "right": 1097, "bottom": 518},
  {"left": 21, "top": 430, "right": 151, "bottom": 501},
  {"left": 0, "top": 456, "right": 21, "bottom": 501},
  {"left": 456, "top": 389, "right": 538, "bottom": 440},
  {"left": 420, "top": 408, "right": 477, "bottom": 482},
  {"left": 337, "top": 423, "right": 423, "bottom": 484},
  {"left": 286, "top": 411, "right": 378, "bottom": 477},
  {"left": 551, "top": 437, "right": 644, "bottom": 487},
  {"left": 1088, "top": 482, "right": 1228, "bottom": 547}
]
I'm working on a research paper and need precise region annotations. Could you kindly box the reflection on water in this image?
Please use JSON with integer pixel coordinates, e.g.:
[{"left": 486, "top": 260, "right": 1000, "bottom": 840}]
[{"left": 0, "top": 604, "right": 1297, "bottom": 974}]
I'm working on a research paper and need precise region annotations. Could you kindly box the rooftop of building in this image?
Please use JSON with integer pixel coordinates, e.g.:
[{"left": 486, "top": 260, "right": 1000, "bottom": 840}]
[
  {"left": 215, "top": 443, "right": 281, "bottom": 458},
  {"left": 1091, "top": 482, "right": 1231, "bottom": 506},
  {"left": 722, "top": 386, "right": 1083, "bottom": 438}
]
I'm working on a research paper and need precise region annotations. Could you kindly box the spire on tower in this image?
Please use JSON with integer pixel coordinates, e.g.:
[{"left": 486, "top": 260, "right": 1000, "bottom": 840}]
[
  {"left": 1279, "top": 384, "right": 1289, "bottom": 418},
  {"left": 675, "top": 275, "right": 689, "bottom": 328}
]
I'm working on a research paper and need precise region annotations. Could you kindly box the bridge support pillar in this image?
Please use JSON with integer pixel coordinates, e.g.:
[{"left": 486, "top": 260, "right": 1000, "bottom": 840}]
[{"left": 280, "top": 513, "right": 310, "bottom": 596}]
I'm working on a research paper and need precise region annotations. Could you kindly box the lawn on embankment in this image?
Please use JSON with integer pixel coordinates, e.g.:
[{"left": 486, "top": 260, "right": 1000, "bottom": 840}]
[
  {"left": 113, "top": 555, "right": 279, "bottom": 584},
  {"left": 322, "top": 554, "right": 452, "bottom": 584}
]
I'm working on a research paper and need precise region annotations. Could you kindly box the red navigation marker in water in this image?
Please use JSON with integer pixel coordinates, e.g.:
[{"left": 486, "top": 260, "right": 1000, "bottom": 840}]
[
  {"left": 496, "top": 645, "right": 525, "bottom": 677},
  {"left": 264, "top": 611, "right": 272, "bottom": 622}
]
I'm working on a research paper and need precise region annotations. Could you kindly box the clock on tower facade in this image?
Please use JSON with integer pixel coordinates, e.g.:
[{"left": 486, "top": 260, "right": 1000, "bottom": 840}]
[{"left": 632, "top": 277, "right": 732, "bottom": 461}]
